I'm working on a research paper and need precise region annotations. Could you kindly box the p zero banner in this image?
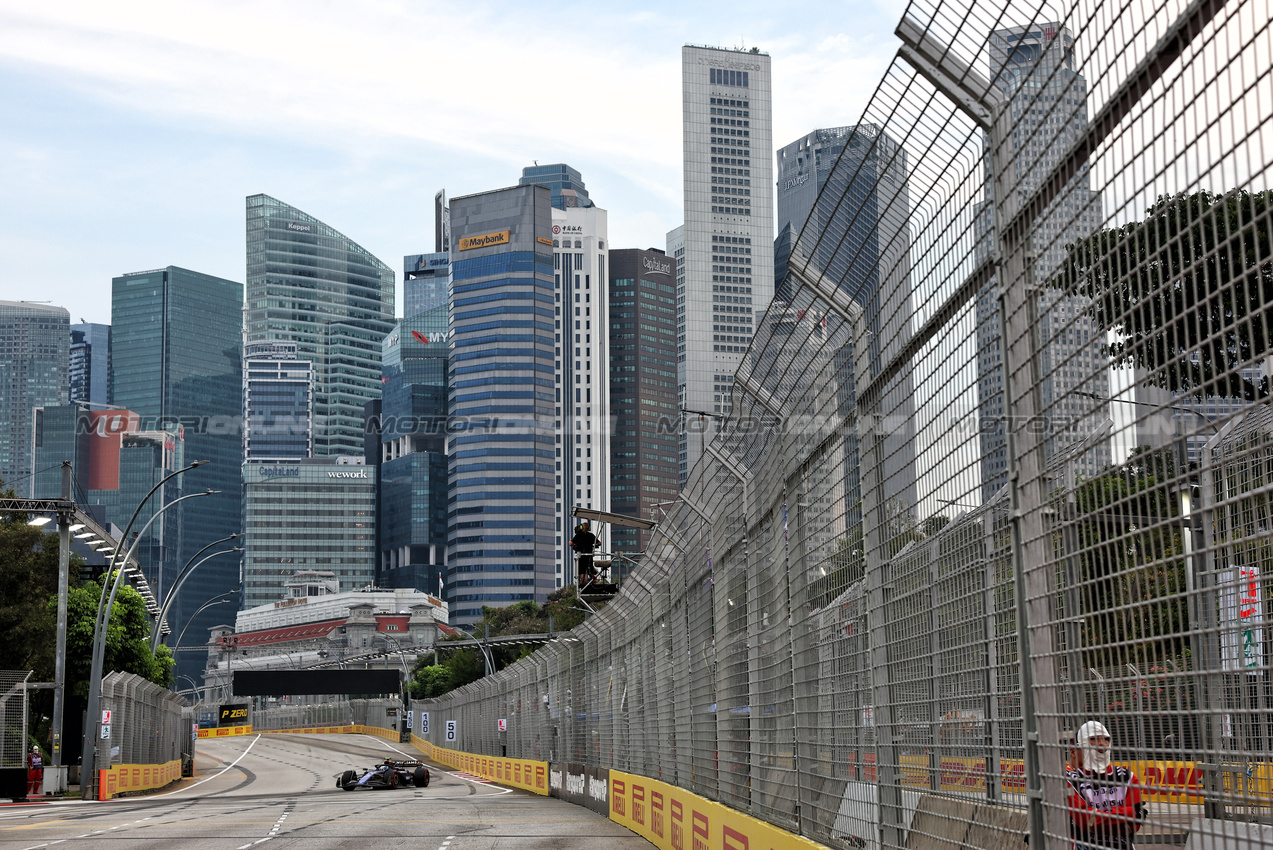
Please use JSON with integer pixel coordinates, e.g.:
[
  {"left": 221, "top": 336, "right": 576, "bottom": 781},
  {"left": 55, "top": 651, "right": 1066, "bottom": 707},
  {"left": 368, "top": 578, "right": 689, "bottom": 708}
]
[
  {"left": 608, "top": 769, "right": 828, "bottom": 850},
  {"left": 548, "top": 763, "right": 610, "bottom": 816},
  {"left": 218, "top": 704, "right": 249, "bottom": 726},
  {"left": 457, "top": 230, "right": 510, "bottom": 251}
]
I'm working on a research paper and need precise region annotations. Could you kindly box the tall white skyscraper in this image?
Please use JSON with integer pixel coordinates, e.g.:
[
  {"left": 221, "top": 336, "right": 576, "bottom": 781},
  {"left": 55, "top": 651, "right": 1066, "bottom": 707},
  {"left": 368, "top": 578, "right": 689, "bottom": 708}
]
[
  {"left": 677, "top": 45, "right": 774, "bottom": 483},
  {"left": 551, "top": 203, "right": 610, "bottom": 587}
]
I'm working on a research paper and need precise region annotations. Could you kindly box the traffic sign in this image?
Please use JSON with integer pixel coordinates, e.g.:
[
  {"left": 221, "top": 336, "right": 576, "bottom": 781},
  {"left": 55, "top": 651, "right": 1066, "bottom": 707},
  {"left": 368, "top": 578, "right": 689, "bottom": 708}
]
[{"left": 497, "top": 718, "right": 507, "bottom": 732}]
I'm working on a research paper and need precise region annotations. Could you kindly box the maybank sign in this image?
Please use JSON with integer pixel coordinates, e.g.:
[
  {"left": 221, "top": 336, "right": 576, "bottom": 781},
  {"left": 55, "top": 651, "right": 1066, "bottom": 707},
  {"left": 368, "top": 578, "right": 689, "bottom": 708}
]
[{"left": 458, "top": 230, "right": 511, "bottom": 251}]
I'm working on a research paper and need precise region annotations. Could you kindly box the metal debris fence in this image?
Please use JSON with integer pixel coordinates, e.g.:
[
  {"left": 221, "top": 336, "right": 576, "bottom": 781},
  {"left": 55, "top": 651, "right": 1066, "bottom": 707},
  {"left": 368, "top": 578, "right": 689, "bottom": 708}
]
[
  {"left": 94, "top": 672, "right": 185, "bottom": 769},
  {"left": 0, "top": 672, "right": 31, "bottom": 769},
  {"left": 415, "top": 0, "right": 1272, "bottom": 846}
]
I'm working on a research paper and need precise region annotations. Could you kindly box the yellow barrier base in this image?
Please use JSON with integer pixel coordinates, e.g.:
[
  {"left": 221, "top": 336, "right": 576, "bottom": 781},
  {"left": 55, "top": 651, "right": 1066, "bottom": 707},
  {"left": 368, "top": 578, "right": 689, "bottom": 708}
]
[
  {"left": 609, "top": 770, "right": 829, "bottom": 850},
  {"left": 417, "top": 740, "right": 549, "bottom": 795},
  {"left": 98, "top": 759, "right": 182, "bottom": 801}
]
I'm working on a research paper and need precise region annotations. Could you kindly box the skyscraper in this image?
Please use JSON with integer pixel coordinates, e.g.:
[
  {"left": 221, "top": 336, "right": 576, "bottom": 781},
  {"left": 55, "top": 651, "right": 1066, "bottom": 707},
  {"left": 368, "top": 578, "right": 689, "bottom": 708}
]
[
  {"left": 520, "top": 163, "right": 593, "bottom": 209},
  {"left": 243, "top": 341, "right": 313, "bottom": 461},
  {"left": 69, "top": 322, "right": 111, "bottom": 407},
  {"left": 0, "top": 301, "right": 68, "bottom": 495},
  {"left": 242, "top": 457, "right": 377, "bottom": 609},
  {"left": 609, "top": 249, "right": 680, "bottom": 564},
  {"left": 678, "top": 46, "right": 775, "bottom": 481},
  {"left": 244, "top": 194, "right": 396, "bottom": 457},
  {"left": 404, "top": 253, "right": 450, "bottom": 319},
  {"left": 776, "top": 124, "right": 917, "bottom": 510},
  {"left": 446, "top": 185, "right": 556, "bottom": 625},
  {"left": 376, "top": 307, "right": 449, "bottom": 594},
  {"left": 975, "top": 23, "right": 1108, "bottom": 502},
  {"left": 110, "top": 267, "right": 242, "bottom": 684},
  {"left": 548, "top": 198, "right": 609, "bottom": 587}
]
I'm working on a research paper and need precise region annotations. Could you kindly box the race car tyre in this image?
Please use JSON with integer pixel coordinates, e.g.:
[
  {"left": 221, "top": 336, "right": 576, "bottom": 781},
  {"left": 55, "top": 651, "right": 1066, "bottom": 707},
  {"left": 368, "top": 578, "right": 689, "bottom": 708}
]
[
  {"left": 413, "top": 766, "right": 430, "bottom": 788},
  {"left": 340, "top": 769, "right": 357, "bottom": 791},
  {"left": 387, "top": 770, "right": 399, "bottom": 790}
]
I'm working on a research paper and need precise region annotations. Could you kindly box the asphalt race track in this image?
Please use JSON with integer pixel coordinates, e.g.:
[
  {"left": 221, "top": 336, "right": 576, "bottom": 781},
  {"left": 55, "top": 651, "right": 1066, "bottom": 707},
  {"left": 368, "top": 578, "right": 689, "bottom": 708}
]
[{"left": 0, "top": 734, "right": 651, "bottom": 849}]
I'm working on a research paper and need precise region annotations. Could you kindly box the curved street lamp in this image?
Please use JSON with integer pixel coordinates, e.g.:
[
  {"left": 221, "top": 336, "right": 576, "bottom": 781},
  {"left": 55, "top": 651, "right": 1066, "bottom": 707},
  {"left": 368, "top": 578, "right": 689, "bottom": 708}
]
[
  {"left": 150, "top": 547, "right": 244, "bottom": 654},
  {"left": 82, "top": 477, "right": 212, "bottom": 800},
  {"left": 173, "top": 593, "right": 238, "bottom": 652}
]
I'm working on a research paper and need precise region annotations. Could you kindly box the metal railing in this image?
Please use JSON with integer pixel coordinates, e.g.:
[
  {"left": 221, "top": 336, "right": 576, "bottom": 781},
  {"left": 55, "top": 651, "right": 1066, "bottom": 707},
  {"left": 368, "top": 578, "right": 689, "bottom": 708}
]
[{"left": 412, "top": 0, "right": 1270, "bottom": 845}]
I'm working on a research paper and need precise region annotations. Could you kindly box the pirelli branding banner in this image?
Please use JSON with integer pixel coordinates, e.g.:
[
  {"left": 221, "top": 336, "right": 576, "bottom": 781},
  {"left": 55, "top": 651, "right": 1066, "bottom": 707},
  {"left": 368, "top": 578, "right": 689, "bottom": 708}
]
[
  {"left": 608, "top": 769, "right": 827, "bottom": 850},
  {"left": 196, "top": 724, "right": 253, "bottom": 739},
  {"left": 98, "top": 759, "right": 182, "bottom": 800},
  {"left": 420, "top": 741, "right": 548, "bottom": 796},
  {"left": 457, "top": 230, "right": 510, "bottom": 251}
]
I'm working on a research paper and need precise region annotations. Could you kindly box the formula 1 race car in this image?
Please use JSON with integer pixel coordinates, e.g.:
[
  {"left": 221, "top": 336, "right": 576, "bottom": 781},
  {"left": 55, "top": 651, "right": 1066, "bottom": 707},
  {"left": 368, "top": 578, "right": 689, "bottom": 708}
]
[{"left": 337, "top": 758, "right": 430, "bottom": 791}]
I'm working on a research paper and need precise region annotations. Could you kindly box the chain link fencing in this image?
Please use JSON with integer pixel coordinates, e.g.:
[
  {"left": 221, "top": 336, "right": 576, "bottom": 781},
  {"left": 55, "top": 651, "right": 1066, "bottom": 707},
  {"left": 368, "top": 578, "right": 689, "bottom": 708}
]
[
  {"left": 94, "top": 672, "right": 185, "bottom": 769},
  {"left": 0, "top": 672, "right": 31, "bottom": 770},
  {"left": 414, "top": 0, "right": 1270, "bottom": 845},
  {"left": 250, "top": 699, "right": 400, "bottom": 731}
]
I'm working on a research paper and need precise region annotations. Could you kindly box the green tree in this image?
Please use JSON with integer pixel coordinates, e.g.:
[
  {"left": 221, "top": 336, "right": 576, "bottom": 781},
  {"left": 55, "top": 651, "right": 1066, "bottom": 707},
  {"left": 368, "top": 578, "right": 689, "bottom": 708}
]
[
  {"left": 1072, "top": 446, "right": 1187, "bottom": 668},
  {"left": 1058, "top": 190, "right": 1273, "bottom": 400},
  {"left": 65, "top": 575, "right": 174, "bottom": 698},
  {"left": 408, "top": 664, "right": 454, "bottom": 699},
  {"left": 0, "top": 488, "right": 60, "bottom": 677}
]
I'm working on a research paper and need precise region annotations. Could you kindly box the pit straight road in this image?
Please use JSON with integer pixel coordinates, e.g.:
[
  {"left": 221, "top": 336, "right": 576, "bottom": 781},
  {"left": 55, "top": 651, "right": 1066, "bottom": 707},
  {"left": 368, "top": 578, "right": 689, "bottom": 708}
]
[{"left": 0, "top": 733, "right": 651, "bottom": 850}]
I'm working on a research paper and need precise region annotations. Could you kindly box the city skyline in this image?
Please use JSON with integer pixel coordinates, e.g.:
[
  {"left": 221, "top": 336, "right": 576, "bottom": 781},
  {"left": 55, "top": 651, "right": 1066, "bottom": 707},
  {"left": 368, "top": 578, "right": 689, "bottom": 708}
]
[{"left": 0, "top": 3, "right": 903, "bottom": 324}]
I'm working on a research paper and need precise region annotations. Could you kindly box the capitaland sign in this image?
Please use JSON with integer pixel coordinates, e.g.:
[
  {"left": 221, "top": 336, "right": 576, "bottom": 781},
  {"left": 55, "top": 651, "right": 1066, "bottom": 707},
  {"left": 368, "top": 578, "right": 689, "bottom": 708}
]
[
  {"left": 260, "top": 466, "right": 300, "bottom": 478},
  {"left": 643, "top": 257, "right": 672, "bottom": 276},
  {"left": 327, "top": 469, "right": 369, "bottom": 479},
  {"left": 458, "top": 230, "right": 511, "bottom": 251},
  {"left": 286, "top": 221, "right": 313, "bottom": 232}
]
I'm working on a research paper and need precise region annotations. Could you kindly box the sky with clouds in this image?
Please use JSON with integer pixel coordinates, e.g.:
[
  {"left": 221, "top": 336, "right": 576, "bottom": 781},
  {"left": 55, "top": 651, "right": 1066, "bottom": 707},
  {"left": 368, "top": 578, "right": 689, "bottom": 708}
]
[{"left": 0, "top": 0, "right": 907, "bottom": 324}]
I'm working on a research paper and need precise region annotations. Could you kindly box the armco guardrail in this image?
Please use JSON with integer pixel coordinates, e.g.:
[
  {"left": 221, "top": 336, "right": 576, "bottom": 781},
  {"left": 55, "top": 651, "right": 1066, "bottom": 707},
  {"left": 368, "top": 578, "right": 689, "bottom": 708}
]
[{"left": 413, "top": 0, "right": 1273, "bottom": 844}]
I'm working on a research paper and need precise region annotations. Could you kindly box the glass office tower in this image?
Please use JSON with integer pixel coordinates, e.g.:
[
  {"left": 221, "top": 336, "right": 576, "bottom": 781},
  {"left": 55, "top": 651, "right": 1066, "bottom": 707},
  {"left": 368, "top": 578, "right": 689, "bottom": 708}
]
[
  {"left": 519, "top": 163, "right": 593, "bottom": 209},
  {"left": 446, "top": 185, "right": 557, "bottom": 625},
  {"left": 377, "top": 307, "right": 449, "bottom": 594},
  {"left": 243, "top": 457, "right": 376, "bottom": 609},
  {"left": 608, "top": 248, "right": 679, "bottom": 569},
  {"left": 69, "top": 322, "right": 111, "bottom": 407},
  {"left": 974, "top": 23, "right": 1108, "bottom": 502},
  {"left": 0, "top": 301, "right": 69, "bottom": 496},
  {"left": 110, "top": 267, "right": 243, "bottom": 684},
  {"left": 244, "top": 195, "right": 395, "bottom": 457},
  {"left": 775, "top": 124, "right": 918, "bottom": 512},
  {"left": 243, "top": 341, "right": 313, "bottom": 461}
]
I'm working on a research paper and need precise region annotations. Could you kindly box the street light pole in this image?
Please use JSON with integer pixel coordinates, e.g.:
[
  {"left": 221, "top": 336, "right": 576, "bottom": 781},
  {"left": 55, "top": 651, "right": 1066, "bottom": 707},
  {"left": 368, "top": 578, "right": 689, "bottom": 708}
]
[
  {"left": 150, "top": 547, "right": 243, "bottom": 654},
  {"left": 51, "top": 461, "right": 73, "bottom": 769},
  {"left": 81, "top": 475, "right": 210, "bottom": 800},
  {"left": 174, "top": 594, "right": 237, "bottom": 652}
]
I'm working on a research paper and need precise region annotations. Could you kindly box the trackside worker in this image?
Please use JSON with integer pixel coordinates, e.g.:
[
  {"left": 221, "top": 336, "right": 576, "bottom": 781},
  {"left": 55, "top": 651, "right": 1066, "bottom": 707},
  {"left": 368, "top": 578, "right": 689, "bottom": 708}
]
[{"left": 1066, "top": 720, "right": 1145, "bottom": 850}]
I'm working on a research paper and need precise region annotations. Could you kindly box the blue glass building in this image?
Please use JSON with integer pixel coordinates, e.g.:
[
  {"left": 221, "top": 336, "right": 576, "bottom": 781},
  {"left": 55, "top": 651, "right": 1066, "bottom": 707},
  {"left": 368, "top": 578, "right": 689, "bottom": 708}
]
[
  {"left": 243, "top": 341, "right": 313, "bottom": 461},
  {"left": 519, "top": 164, "right": 593, "bottom": 209},
  {"left": 376, "top": 306, "right": 449, "bottom": 594},
  {"left": 446, "top": 185, "right": 557, "bottom": 625},
  {"left": 245, "top": 195, "right": 395, "bottom": 457},
  {"left": 110, "top": 267, "right": 243, "bottom": 685},
  {"left": 0, "top": 301, "right": 69, "bottom": 496},
  {"left": 69, "top": 323, "right": 111, "bottom": 407},
  {"left": 404, "top": 253, "right": 450, "bottom": 319}
]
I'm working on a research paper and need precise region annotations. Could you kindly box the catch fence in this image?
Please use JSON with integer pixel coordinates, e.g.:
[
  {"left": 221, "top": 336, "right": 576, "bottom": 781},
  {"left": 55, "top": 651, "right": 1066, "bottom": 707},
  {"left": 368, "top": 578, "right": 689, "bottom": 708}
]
[
  {"left": 94, "top": 672, "right": 186, "bottom": 770},
  {"left": 421, "top": 0, "right": 1272, "bottom": 846}
]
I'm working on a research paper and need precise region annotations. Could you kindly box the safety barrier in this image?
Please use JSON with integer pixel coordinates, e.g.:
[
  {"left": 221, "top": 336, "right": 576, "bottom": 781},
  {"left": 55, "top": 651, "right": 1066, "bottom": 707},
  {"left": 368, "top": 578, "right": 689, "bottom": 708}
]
[
  {"left": 97, "top": 759, "right": 181, "bottom": 801},
  {"left": 416, "top": 739, "right": 549, "bottom": 796}
]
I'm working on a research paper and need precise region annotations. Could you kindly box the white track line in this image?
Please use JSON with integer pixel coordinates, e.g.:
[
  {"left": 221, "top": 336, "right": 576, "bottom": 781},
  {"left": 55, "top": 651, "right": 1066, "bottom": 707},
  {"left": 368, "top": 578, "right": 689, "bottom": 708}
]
[{"left": 145, "top": 734, "right": 263, "bottom": 798}]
